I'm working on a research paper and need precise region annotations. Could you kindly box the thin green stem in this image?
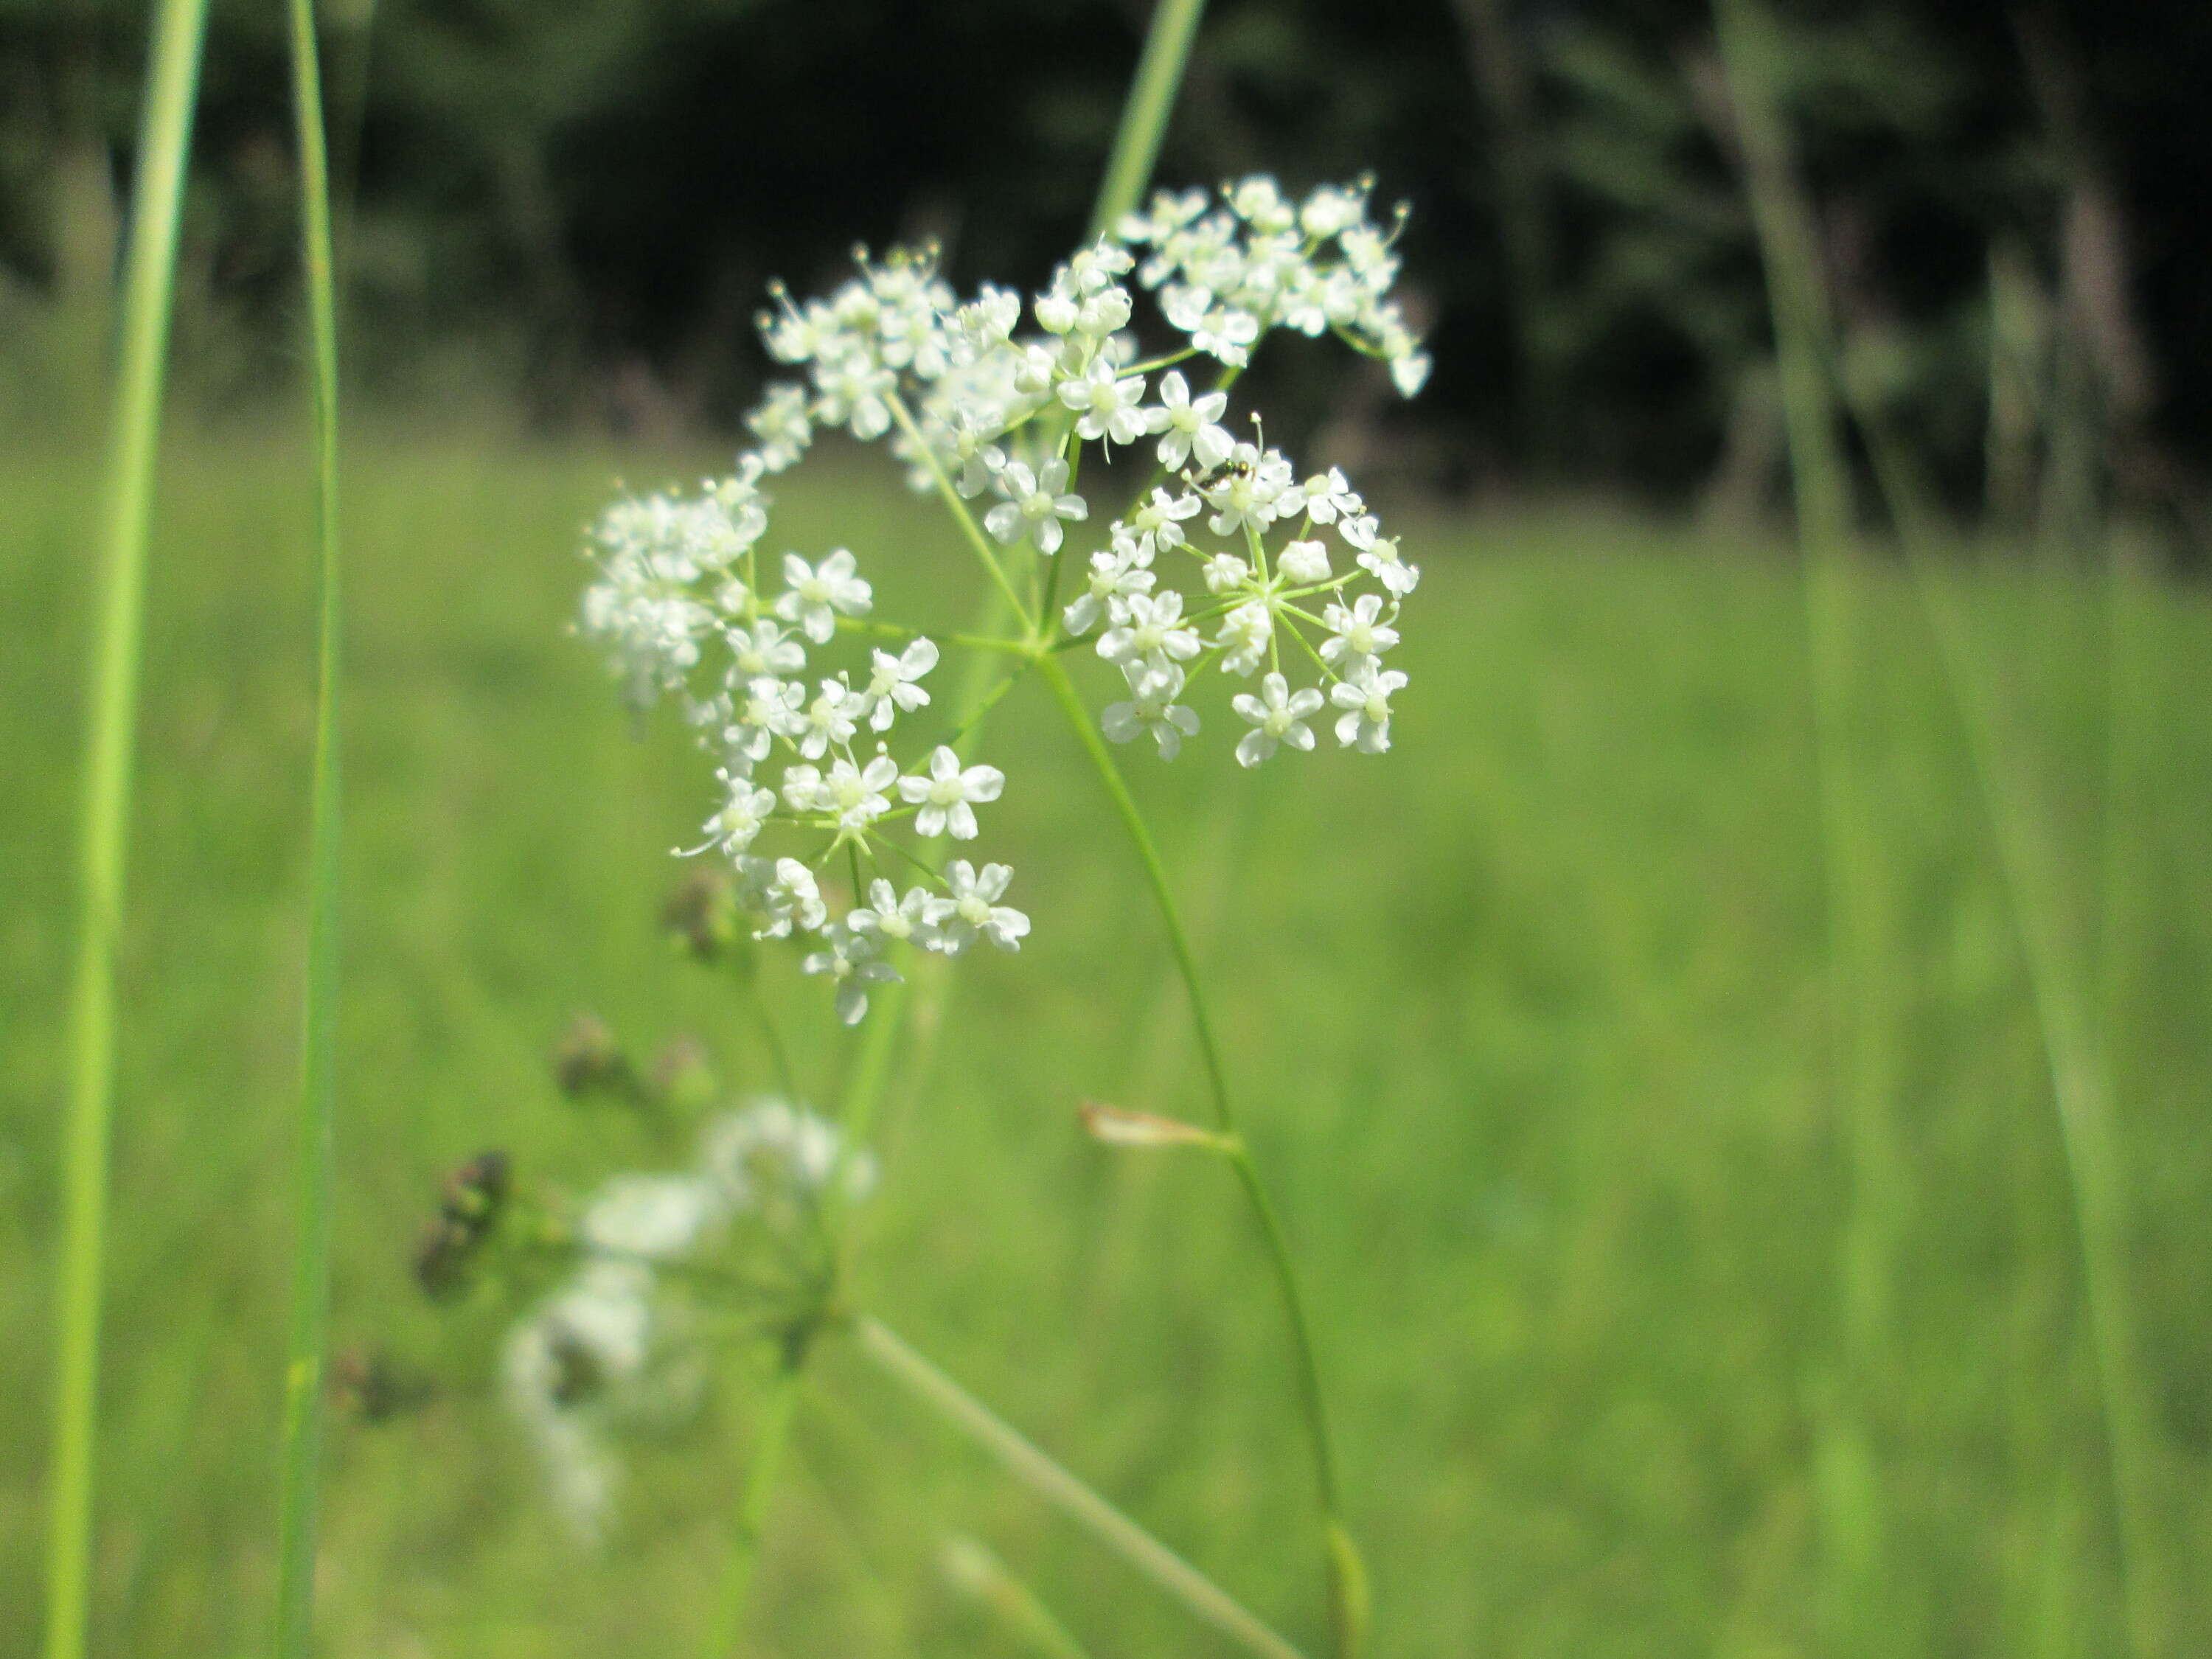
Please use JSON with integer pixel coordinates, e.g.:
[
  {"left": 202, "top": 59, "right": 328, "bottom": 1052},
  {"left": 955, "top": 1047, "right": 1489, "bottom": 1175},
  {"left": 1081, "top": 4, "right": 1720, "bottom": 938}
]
[
  {"left": 1088, "top": 0, "right": 1211, "bottom": 242},
  {"left": 1033, "top": 653, "right": 1352, "bottom": 1644},
  {"left": 703, "top": 1352, "right": 808, "bottom": 1659},
  {"left": 855, "top": 1316, "right": 1306, "bottom": 1659},
  {"left": 272, "top": 0, "right": 346, "bottom": 1651},
  {"left": 46, "top": 5, "right": 211, "bottom": 1658},
  {"left": 834, "top": 614, "right": 1030, "bottom": 658},
  {"left": 882, "top": 391, "right": 1035, "bottom": 634},
  {"left": 941, "top": 1535, "right": 1097, "bottom": 1659}
]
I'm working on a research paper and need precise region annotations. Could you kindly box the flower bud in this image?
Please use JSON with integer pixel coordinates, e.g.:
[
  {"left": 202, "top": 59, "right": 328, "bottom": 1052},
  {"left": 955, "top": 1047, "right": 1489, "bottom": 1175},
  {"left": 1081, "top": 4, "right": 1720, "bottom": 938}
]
[
  {"left": 1078, "top": 1101, "right": 1233, "bottom": 1152},
  {"left": 663, "top": 869, "right": 740, "bottom": 963},
  {"left": 553, "top": 1014, "right": 633, "bottom": 1099}
]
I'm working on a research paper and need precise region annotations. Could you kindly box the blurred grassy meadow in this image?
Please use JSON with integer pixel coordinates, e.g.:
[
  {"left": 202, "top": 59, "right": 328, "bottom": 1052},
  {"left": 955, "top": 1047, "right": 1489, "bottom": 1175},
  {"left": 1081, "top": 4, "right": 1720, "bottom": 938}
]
[{"left": 3, "top": 425, "right": 2210, "bottom": 1658}]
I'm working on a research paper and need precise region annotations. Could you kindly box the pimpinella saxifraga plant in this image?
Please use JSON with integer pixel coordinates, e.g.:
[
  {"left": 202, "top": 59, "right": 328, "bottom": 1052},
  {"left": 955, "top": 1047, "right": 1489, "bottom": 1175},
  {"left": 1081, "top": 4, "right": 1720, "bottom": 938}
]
[{"left": 439, "top": 172, "right": 1430, "bottom": 1659}]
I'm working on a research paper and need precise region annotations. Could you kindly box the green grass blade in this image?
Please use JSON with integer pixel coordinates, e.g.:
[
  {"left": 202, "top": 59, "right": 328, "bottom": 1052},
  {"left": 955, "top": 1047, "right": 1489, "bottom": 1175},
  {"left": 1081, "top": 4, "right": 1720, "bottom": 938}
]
[
  {"left": 1707, "top": 1, "right": 1897, "bottom": 1644},
  {"left": 271, "top": 0, "right": 346, "bottom": 1652},
  {"left": 856, "top": 1316, "right": 1307, "bottom": 1659},
  {"left": 1087, "top": 0, "right": 1209, "bottom": 240},
  {"left": 703, "top": 1357, "right": 807, "bottom": 1659},
  {"left": 44, "top": 4, "right": 213, "bottom": 1657},
  {"left": 1846, "top": 386, "right": 2169, "bottom": 1659}
]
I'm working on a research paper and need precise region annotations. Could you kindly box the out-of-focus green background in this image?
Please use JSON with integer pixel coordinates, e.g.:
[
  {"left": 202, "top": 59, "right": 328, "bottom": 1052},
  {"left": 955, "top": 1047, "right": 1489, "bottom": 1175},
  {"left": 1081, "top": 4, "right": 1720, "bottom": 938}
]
[
  {"left": 4, "top": 434, "right": 2207, "bottom": 1656},
  {"left": 4, "top": 1, "right": 2211, "bottom": 1655}
]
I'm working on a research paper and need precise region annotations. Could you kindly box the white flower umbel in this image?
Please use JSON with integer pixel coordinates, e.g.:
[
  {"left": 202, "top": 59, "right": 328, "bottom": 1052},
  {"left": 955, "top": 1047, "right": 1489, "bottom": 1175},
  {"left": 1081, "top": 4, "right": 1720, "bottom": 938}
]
[
  {"left": 506, "top": 1100, "right": 872, "bottom": 1534},
  {"left": 577, "top": 177, "right": 1429, "bottom": 1020}
]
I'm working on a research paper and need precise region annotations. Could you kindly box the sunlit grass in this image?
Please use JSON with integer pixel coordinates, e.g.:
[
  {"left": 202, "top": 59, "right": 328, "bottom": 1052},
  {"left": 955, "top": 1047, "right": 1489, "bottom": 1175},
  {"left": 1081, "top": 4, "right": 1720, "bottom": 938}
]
[
  {"left": 2, "top": 437, "right": 2206, "bottom": 1656},
  {"left": 44, "top": 5, "right": 211, "bottom": 1657}
]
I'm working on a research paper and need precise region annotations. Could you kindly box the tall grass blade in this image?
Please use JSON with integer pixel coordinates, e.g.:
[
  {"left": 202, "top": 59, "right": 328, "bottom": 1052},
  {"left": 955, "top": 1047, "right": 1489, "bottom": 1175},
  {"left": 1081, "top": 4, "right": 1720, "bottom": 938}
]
[
  {"left": 45, "top": 4, "right": 212, "bottom": 1657},
  {"left": 703, "top": 1357, "right": 807, "bottom": 1659},
  {"left": 271, "top": 0, "right": 346, "bottom": 1652},
  {"left": 1088, "top": 0, "right": 1208, "bottom": 241},
  {"left": 1845, "top": 380, "right": 2168, "bottom": 1659},
  {"left": 1707, "top": 0, "right": 1896, "bottom": 1643}
]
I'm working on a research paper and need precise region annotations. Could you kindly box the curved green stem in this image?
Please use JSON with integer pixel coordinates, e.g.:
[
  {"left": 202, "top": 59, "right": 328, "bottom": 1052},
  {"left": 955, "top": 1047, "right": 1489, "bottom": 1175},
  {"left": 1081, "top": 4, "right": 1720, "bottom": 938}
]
[
  {"left": 1088, "top": 0, "right": 1211, "bottom": 241},
  {"left": 703, "top": 1351, "right": 807, "bottom": 1659},
  {"left": 1033, "top": 653, "right": 1353, "bottom": 1640},
  {"left": 46, "top": 5, "right": 212, "bottom": 1658},
  {"left": 856, "top": 1316, "right": 1306, "bottom": 1659}
]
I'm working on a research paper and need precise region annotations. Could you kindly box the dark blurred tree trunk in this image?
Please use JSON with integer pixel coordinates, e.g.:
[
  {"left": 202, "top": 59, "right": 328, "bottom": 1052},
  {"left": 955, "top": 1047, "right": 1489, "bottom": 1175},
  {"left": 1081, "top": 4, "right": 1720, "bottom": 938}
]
[
  {"left": 1448, "top": 0, "right": 1560, "bottom": 481},
  {"left": 50, "top": 0, "right": 117, "bottom": 428},
  {"left": 2015, "top": 8, "right": 2168, "bottom": 561}
]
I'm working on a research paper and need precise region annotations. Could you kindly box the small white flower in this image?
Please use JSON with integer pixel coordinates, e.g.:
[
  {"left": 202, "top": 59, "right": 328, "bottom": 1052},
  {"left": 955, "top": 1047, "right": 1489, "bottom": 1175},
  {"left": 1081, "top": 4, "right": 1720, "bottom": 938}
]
[
  {"left": 1296, "top": 468, "right": 1364, "bottom": 525},
  {"left": 813, "top": 355, "right": 895, "bottom": 440},
  {"left": 1096, "top": 589, "right": 1201, "bottom": 673},
  {"left": 1063, "top": 238, "right": 1135, "bottom": 293},
  {"left": 745, "top": 382, "right": 814, "bottom": 471},
  {"left": 952, "top": 285, "right": 1021, "bottom": 362},
  {"left": 930, "top": 861, "right": 1029, "bottom": 954},
  {"left": 900, "top": 745, "right": 1005, "bottom": 841},
  {"left": 1200, "top": 552, "right": 1251, "bottom": 595},
  {"left": 1300, "top": 183, "right": 1367, "bottom": 239},
  {"left": 776, "top": 549, "right": 873, "bottom": 644},
  {"left": 1337, "top": 512, "right": 1380, "bottom": 551},
  {"left": 1148, "top": 371, "right": 1234, "bottom": 472},
  {"left": 727, "top": 619, "right": 807, "bottom": 681},
  {"left": 1126, "top": 487, "right": 1200, "bottom": 557},
  {"left": 1215, "top": 601, "right": 1273, "bottom": 677},
  {"left": 727, "top": 675, "right": 802, "bottom": 762},
  {"left": 581, "top": 1175, "right": 726, "bottom": 1261},
  {"left": 802, "top": 922, "right": 902, "bottom": 1025},
  {"left": 1390, "top": 349, "right": 1433, "bottom": 398},
  {"left": 1062, "top": 536, "right": 1156, "bottom": 636},
  {"left": 1230, "top": 175, "right": 1297, "bottom": 234},
  {"left": 984, "top": 459, "right": 1088, "bottom": 555},
  {"left": 1330, "top": 666, "right": 1406, "bottom": 753},
  {"left": 1321, "top": 594, "right": 1400, "bottom": 672},
  {"left": 1202, "top": 445, "right": 1295, "bottom": 536},
  {"left": 740, "top": 855, "right": 828, "bottom": 939},
  {"left": 1102, "top": 661, "right": 1201, "bottom": 760},
  {"left": 1355, "top": 533, "right": 1420, "bottom": 596},
  {"left": 862, "top": 636, "right": 938, "bottom": 731},
  {"left": 819, "top": 754, "right": 900, "bottom": 830},
  {"left": 795, "top": 675, "right": 862, "bottom": 758},
  {"left": 1057, "top": 359, "right": 1150, "bottom": 448},
  {"left": 1279, "top": 538, "right": 1332, "bottom": 583},
  {"left": 1231, "top": 672, "right": 1324, "bottom": 767},
  {"left": 701, "top": 770, "right": 776, "bottom": 857},
  {"left": 849, "top": 877, "right": 939, "bottom": 950}
]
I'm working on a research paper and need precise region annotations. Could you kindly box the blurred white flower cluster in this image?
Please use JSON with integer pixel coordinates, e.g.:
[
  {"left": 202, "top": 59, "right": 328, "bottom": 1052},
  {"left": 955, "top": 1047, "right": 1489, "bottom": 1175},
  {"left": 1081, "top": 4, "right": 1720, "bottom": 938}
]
[
  {"left": 580, "top": 176, "right": 1426, "bottom": 1018},
  {"left": 504, "top": 1099, "right": 869, "bottom": 1539}
]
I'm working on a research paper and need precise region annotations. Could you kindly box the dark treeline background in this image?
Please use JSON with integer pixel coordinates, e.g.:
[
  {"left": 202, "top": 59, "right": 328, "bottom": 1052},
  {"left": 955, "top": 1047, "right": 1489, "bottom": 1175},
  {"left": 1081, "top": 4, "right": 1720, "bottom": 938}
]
[{"left": 2, "top": 0, "right": 2205, "bottom": 527}]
